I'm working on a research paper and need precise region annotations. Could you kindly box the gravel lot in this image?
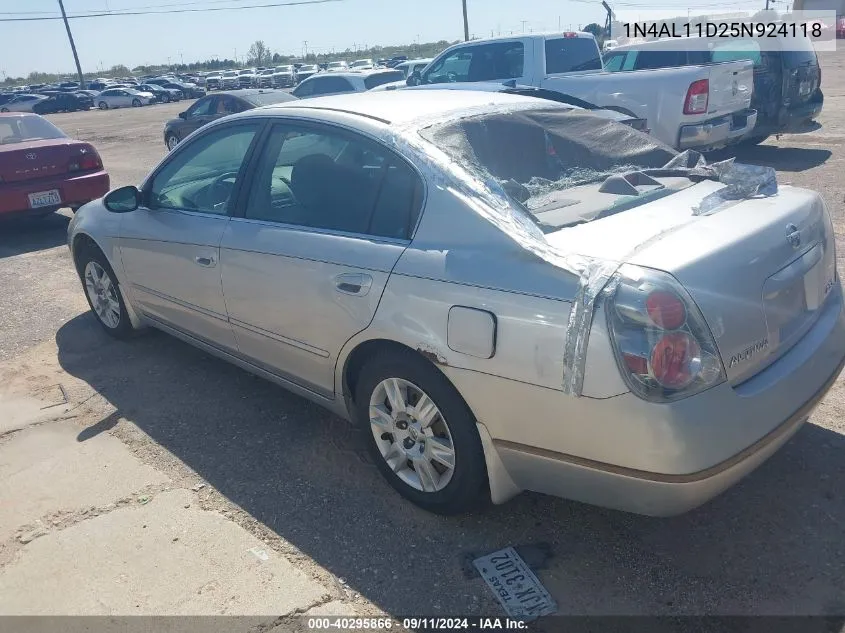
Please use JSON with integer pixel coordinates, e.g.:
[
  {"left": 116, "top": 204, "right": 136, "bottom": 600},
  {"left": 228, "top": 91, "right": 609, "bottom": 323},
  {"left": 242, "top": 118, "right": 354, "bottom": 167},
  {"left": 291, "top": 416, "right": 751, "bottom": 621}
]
[{"left": 2, "top": 54, "right": 845, "bottom": 619}]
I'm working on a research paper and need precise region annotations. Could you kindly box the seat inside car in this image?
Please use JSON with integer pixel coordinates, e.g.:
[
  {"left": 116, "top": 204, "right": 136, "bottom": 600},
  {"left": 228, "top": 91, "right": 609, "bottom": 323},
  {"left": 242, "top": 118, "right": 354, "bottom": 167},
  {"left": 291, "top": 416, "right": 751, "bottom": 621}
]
[{"left": 287, "top": 153, "right": 376, "bottom": 233}]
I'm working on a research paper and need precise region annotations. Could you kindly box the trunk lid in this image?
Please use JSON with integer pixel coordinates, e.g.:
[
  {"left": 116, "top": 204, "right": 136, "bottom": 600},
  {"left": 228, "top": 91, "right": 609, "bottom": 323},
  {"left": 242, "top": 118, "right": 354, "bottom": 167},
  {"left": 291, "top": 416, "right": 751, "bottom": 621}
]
[
  {"left": 704, "top": 59, "right": 754, "bottom": 117},
  {"left": 0, "top": 139, "right": 88, "bottom": 184},
  {"left": 545, "top": 181, "right": 837, "bottom": 384}
]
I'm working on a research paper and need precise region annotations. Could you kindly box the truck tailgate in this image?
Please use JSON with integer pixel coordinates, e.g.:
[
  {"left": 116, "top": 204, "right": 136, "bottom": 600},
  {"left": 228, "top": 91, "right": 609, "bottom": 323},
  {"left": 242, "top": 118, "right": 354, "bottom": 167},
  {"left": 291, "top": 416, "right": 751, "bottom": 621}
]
[{"left": 705, "top": 60, "right": 754, "bottom": 117}]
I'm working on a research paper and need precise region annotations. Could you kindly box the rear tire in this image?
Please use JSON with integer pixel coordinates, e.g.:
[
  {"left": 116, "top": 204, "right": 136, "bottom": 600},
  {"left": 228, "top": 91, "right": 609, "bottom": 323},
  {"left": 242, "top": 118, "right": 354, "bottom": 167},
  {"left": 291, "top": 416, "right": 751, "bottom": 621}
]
[
  {"left": 162, "top": 94, "right": 170, "bottom": 103},
  {"left": 354, "top": 349, "right": 487, "bottom": 515},
  {"left": 75, "top": 244, "right": 135, "bottom": 340},
  {"left": 0, "top": 107, "right": 9, "bottom": 113}
]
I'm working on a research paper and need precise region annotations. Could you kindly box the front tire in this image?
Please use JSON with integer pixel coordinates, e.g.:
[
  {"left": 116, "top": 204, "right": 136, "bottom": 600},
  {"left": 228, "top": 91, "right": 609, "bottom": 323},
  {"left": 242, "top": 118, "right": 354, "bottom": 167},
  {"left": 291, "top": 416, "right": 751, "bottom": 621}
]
[
  {"left": 166, "top": 134, "right": 179, "bottom": 151},
  {"left": 98, "top": 101, "right": 108, "bottom": 110},
  {"left": 162, "top": 94, "right": 170, "bottom": 103},
  {"left": 0, "top": 107, "right": 9, "bottom": 113},
  {"left": 76, "top": 245, "right": 135, "bottom": 339},
  {"left": 355, "top": 350, "right": 487, "bottom": 514},
  {"left": 132, "top": 98, "right": 142, "bottom": 107}
]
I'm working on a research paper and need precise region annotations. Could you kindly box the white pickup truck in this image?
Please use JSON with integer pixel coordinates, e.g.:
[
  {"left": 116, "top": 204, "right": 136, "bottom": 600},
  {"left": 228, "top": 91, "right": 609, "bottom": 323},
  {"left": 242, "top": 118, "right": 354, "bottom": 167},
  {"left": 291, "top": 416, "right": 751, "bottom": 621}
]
[{"left": 402, "top": 32, "right": 757, "bottom": 151}]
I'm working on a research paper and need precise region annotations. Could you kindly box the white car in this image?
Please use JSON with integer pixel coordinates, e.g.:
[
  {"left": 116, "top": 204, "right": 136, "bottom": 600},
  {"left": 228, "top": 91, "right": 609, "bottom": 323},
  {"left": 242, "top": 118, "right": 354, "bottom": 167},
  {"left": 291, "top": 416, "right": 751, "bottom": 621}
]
[
  {"left": 0, "top": 94, "right": 49, "bottom": 113},
  {"left": 369, "top": 58, "right": 434, "bottom": 92},
  {"left": 326, "top": 61, "right": 349, "bottom": 72},
  {"left": 96, "top": 88, "right": 156, "bottom": 109},
  {"left": 351, "top": 58, "right": 375, "bottom": 70},
  {"left": 291, "top": 69, "right": 405, "bottom": 99},
  {"left": 220, "top": 71, "right": 240, "bottom": 90},
  {"left": 603, "top": 39, "right": 619, "bottom": 52}
]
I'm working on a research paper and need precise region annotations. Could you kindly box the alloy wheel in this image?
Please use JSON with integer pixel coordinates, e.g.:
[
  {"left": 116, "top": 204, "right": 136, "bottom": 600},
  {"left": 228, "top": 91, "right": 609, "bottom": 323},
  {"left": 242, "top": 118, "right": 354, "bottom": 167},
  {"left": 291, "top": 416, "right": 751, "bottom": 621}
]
[
  {"left": 369, "top": 378, "right": 456, "bottom": 493},
  {"left": 84, "top": 261, "right": 121, "bottom": 329}
]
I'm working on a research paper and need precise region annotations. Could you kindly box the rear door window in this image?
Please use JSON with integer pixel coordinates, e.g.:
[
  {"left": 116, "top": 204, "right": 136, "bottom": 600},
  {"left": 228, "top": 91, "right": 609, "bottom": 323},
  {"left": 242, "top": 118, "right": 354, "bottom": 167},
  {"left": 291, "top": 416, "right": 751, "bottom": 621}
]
[
  {"left": 545, "top": 38, "right": 602, "bottom": 73},
  {"left": 425, "top": 41, "right": 524, "bottom": 83},
  {"left": 633, "top": 49, "right": 687, "bottom": 70}
]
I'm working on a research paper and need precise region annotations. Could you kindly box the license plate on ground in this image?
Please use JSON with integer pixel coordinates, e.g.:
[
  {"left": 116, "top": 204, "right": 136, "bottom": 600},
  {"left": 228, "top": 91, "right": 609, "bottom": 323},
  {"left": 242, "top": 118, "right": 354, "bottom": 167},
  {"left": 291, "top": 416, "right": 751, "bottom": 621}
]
[
  {"left": 473, "top": 547, "right": 557, "bottom": 618},
  {"left": 27, "top": 189, "right": 61, "bottom": 208}
]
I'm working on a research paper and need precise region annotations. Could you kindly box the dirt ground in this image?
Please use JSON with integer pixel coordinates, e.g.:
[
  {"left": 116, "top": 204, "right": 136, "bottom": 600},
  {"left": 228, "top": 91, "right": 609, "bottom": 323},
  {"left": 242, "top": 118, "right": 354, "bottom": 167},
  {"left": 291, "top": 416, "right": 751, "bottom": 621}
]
[{"left": 1, "top": 52, "right": 845, "bottom": 622}]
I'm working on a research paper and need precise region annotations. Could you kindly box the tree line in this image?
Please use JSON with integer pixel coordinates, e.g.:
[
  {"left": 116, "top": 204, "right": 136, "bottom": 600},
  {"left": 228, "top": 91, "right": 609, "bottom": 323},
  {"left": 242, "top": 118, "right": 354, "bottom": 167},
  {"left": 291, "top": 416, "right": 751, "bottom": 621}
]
[{"left": 1, "top": 38, "right": 458, "bottom": 88}]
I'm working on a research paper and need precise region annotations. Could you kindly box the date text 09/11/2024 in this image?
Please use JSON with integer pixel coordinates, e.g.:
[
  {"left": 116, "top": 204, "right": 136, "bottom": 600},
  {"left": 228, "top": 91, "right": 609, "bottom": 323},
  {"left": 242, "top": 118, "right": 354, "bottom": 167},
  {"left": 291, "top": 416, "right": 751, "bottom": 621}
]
[
  {"left": 623, "top": 21, "right": 824, "bottom": 39},
  {"left": 306, "top": 618, "right": 529, "bottom": 630}
]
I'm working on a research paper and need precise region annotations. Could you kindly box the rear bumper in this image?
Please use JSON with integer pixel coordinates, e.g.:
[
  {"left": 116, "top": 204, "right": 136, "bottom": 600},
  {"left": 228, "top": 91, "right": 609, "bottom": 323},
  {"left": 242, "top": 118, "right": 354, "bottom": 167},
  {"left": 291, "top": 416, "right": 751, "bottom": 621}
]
[
  {"left": 456, "top": 284, "right": 845, "bottom": 515},
  {"left": 0, "top": 170, "right": 110, "bottom": 216},
  {"left": 678, "top": 108, "right": 758, "bottom": 150}
]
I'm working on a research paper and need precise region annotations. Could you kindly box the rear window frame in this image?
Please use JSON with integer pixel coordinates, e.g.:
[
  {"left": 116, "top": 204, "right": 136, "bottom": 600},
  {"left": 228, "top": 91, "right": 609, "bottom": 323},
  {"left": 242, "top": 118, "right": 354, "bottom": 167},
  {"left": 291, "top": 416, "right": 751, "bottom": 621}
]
[{"left": 544, "top": 37, "right": 603, "bottom": 74}]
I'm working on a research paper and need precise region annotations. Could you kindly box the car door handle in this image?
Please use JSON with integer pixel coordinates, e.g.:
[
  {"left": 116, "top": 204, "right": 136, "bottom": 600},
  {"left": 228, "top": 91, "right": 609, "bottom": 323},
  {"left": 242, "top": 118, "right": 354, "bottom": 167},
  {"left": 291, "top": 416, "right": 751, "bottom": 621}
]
[
  {"left": 334, "top": 273, "right": 372, "bottom": 296},
  {"left": 194, "top": 255, "right": 216, "bottom": 268}
]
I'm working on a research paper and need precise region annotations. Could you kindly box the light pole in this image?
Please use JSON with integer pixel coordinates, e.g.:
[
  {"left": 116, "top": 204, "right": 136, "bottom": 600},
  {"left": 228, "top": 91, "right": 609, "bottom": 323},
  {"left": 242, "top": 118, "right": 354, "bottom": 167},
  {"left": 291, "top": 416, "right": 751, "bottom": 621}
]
[
  {"left": 57, "top": 0, "right": 85, "bottom": 88},
  {"left": 462, "top": 0, "right": 469, "bottom": 41}
]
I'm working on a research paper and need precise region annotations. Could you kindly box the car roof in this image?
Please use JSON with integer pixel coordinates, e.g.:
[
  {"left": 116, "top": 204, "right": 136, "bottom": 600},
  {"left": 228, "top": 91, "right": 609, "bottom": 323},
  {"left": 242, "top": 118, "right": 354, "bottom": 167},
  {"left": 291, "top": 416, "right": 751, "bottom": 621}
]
[
  {"left": 454, "top": 30, "right": 595, "bottom": 43},
  {"left": 266, "top": 89, "right": 538, "bottom": 125}
]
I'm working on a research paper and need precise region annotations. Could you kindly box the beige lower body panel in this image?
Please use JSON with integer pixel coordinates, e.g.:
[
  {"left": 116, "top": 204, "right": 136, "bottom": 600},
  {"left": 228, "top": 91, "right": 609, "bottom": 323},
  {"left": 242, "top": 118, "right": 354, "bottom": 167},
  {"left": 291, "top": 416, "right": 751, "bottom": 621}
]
[{"left": 491, "top": 413, "right": 807, "bottom": 516}]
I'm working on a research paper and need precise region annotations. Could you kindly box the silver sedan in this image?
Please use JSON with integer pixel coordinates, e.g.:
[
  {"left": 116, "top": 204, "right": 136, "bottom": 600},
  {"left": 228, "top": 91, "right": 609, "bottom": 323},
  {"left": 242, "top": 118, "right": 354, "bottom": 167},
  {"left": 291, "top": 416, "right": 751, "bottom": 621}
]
[{"left": 67, "top": 91, "right": 845, "bottom": 516}]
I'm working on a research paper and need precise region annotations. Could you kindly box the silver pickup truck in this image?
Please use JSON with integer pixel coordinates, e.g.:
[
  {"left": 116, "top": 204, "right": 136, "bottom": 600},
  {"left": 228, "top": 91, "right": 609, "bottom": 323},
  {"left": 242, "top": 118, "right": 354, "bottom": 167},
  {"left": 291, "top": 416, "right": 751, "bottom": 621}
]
[{"left": 400, "top": 32, "right": 757, "bottom": 151}]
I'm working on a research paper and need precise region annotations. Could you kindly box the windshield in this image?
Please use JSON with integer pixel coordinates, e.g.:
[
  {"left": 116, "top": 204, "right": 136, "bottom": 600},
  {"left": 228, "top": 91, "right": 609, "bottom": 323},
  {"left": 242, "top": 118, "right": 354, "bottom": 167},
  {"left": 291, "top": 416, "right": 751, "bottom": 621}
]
[
  {"left": 418, "top": 107, "right": 678, "bottom": 230},
  {"left": 781, "top": 36, "right": 818, "bottom": 67},
  {"left": 0, "top": 115, "right": 67, "bottom": 144}
]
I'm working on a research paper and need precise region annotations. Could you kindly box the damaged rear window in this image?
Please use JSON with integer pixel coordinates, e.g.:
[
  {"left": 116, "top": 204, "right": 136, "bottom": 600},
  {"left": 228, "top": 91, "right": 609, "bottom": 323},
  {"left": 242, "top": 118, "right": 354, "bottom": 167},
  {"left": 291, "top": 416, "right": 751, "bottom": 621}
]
[{"left": 418, "top": 107, "right": 679, "bottom": 229}]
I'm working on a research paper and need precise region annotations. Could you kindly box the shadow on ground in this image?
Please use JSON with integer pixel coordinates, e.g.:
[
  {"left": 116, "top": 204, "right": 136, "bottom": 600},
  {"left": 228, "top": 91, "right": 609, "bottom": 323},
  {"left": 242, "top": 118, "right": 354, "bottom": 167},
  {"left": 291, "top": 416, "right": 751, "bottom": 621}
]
[
  {"left": 56, "top": 314, "right": 845, "bottom": 616},
  {"left": 710, "top": 144, "right": 832, "bottom": 173},
  {"left": 0, "top": 212, "right": 71, "bottom": 259}
]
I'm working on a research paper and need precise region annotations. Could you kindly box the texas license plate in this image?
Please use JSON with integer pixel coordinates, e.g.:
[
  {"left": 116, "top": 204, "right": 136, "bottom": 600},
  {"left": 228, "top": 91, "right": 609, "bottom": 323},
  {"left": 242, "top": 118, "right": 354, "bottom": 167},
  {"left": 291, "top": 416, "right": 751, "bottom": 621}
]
[
  {"left": 473, "top": 547, "right": 557, "bottom": 618},
  {"left": 28, "top": 189, "right": 61, "bottom": 208}
]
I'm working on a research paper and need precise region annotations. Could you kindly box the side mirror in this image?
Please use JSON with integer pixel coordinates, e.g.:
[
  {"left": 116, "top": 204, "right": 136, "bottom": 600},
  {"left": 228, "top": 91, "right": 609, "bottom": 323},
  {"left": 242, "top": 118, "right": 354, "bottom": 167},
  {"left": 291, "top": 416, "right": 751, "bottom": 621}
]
[
  {"left": 178, "top": 111, "right": 187, "bottom": 119},
  {"left": 104, "top": 185, "right": 140, "bottom": 213},
  {"left": 407, "top": 70, "right": 422, "bottom": 87}
]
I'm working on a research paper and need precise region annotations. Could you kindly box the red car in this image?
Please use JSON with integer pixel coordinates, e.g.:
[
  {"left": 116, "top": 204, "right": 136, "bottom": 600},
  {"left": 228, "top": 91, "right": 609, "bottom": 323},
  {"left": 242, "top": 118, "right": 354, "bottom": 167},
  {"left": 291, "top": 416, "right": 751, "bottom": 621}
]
[
  {"left": 838, "top": 17, "right": 845, "bottom": 39},
  {"left": 0, "top": 113, "right": 109, "bottom": 219}
]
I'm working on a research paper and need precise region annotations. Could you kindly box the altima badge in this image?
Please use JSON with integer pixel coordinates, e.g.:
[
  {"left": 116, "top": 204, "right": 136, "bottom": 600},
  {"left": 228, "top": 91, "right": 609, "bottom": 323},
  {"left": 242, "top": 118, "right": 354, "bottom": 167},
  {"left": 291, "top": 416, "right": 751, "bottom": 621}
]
[{"left": 786, "top": 223, "right": 801, "bottom": 249}]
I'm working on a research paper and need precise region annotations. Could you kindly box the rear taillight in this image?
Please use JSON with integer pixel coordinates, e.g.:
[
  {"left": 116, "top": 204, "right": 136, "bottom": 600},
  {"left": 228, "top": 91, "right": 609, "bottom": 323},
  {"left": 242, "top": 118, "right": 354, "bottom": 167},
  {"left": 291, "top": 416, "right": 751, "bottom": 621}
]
[
  {"left": 605, "top": 264, "right": 725, "bottom": 402},
  {"left": 69, "top": 147, "right": 102, "bottom": 172},
  {"left": 683, "top": 79, "right": 709, "bottom": 115}
]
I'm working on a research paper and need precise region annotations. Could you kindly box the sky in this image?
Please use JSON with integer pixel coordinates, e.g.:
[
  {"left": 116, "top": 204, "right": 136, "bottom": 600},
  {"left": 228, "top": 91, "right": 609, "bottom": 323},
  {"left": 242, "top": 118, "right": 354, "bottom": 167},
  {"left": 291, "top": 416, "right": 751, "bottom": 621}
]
[{"left": 0, "top": 0, "right": 766, "bottom": 78}]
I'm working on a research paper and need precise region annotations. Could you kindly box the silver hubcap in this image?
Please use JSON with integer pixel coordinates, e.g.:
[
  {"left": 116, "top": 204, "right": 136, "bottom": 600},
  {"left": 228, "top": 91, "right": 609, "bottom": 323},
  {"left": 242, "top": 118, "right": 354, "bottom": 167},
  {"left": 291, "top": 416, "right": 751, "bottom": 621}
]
[
  {"left": 167, "top": 136, "right": 178, "bottom": 150},
  {"left": 369, "top": 378, "right": 455, "bottom": 493},
  {"left": 84, "top": 261, "right": 121, "bottom": 329}
]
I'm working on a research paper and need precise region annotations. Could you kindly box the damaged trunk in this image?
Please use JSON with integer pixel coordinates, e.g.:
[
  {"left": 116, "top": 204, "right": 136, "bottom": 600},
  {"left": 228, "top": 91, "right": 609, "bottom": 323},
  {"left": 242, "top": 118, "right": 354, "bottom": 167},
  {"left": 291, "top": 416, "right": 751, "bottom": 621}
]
[{"left": 547, "top": 180, "right": 837, "bottom": 384}]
